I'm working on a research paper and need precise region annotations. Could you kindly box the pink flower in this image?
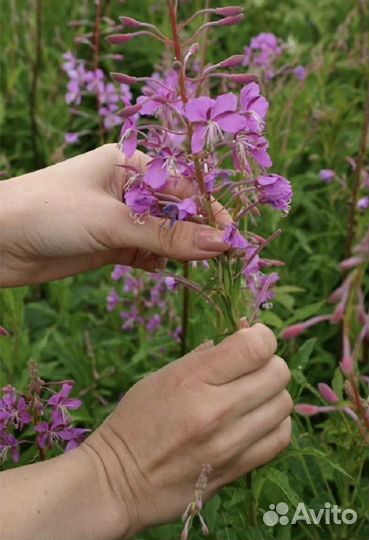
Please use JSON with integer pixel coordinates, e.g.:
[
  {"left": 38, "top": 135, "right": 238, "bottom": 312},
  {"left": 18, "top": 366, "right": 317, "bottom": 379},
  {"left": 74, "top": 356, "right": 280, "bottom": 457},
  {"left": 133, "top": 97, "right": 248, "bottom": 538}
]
[
  {"left": 185, "top": 93, "right": 246, "bottom": 153},
  {"left": 223, "top": 224, "right": 248, "bottom": 249},
  {"left": 294, "top": 404, "right": 320, "bottom": 416},
  {"left": 255, "top": 174, "right": 292, "bottom": 212},
  {"left": 177, "top": 198, "right": 197, "bottom": 220},
  {"left": 124, "top": 184, "right": 159, "bottom": 215},
  {"left": 319, "top": 169, "right": 335, "bottom": 183}
]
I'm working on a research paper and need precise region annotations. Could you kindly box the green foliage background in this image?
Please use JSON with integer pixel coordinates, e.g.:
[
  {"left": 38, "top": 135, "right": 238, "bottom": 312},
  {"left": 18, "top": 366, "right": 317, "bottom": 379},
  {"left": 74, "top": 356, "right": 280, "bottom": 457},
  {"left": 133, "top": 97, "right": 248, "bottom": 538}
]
[{"left": 0, "top": 1, "right": 368, "bottom": 539}]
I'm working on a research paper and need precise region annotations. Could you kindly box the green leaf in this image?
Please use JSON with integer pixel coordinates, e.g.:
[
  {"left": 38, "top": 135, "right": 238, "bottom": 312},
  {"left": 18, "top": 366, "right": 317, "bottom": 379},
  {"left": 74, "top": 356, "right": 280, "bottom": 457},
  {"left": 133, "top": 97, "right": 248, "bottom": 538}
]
[
  {"left": 261, "top": 310, "right": 284, "bottom": 328},
  {"left": 289, "top": 338, "right": 317, "bottom": 370}
]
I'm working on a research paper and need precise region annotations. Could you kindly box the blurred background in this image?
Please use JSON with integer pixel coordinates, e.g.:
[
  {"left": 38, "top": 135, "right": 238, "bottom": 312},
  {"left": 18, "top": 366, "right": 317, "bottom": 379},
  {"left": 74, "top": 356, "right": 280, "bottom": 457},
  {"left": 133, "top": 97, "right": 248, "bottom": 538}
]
[{"left": 0, "top": 1, "right": 368, "bottom": 539}]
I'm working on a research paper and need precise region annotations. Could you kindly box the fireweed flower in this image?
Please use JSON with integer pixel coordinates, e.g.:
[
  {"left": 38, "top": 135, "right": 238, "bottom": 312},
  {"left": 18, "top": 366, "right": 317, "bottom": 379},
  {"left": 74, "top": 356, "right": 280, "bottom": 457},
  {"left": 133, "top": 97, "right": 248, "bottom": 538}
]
[
  {"left": 109, "top": 265, "right": 180, "bottom": 339},
  {"left": 105, "top": 5, "right": 291, "bottom": 342},
  {"left": 0, "top": 432, "right": 23, "bottom": 463},
  {"left": 223, "top": 224, "right": 248, "bottom": 249},
  {"left": 35, "top": 421, "right": 89, "bottom": 452},
  {"left": 255, "top": 174, "right": 292, "bottom": 212},
  {"left": 0, "top": 386, "right": 32, "bottom": 430},
  {"left": 47, "top": 383, "right": 82, "bottom": 424},
  {"left": 184, "top": 93, "right": 246, "bottom": 153},
  {"left": 319, "top": 169, "right": 335, "bottom": 183},
  {"left": 0, "top": 376, "right": 87, "bottom": 462}
]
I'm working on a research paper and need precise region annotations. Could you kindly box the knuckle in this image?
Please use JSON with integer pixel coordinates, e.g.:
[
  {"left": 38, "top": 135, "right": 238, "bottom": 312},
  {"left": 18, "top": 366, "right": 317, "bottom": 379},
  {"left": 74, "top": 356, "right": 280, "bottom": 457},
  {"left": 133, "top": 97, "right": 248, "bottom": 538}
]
[
  {"left": 253, "top": 323, "right": 277, "bottom": 356},
  {"left": 280, "top": 390, "right": 294, "bottom": 416},
  {"left": 160, "top": 222, "right": 184, "bottom": 254},
  {"left": 276, "top": 418, "right": 292, "bottom": 452},
  {"left": 270, "top": 355, "right": 291, "bottom": 387}
]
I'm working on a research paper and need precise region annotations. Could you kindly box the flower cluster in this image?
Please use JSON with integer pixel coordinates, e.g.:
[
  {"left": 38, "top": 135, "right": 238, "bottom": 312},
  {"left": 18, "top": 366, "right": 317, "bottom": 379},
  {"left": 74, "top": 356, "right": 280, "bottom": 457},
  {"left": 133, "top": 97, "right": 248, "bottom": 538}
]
[
  {"left": 107, "top": 265, "right": 181, "bottom": 340},
  {"left": 243, "top": 32, "right": 306, "bottom": 82},
  {"left": 107, "top": 6, "right": 292, "bottom": 325},
  {"left": 63, "top": 51, "right": 132, "bottom": 143},
  {"left": 0, "top": 363, "right": 88, "bottom": 463}
]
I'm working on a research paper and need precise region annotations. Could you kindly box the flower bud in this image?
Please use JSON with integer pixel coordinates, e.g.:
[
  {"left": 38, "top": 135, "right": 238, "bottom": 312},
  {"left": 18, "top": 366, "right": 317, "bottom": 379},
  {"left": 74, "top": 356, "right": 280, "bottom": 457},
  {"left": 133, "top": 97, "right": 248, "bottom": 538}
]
[
  {"left": 282, "top": 323, "right": 306, "bottom": 340},
  {"left": 218, "top": 13, "right": 244, "bottom": 26},
  {"left": 318, "top": 383, "right": 339, "bottom": 404},
  {"left": 110, "top": 72, "right": 138, "bottom": 84},
  {"left": 106, "top": 33, "right": 134, "bottom": 44},
  {"left": 215, "top": 7, "right": 244, "bottom": 17},
  {"left": 120, "top": 103, "right": 142, "bottom": 117},
  {"left": 340, "top": 355, "right": 354, "bottom": 376},
  {"left": 227, "top": 73, "right": 258, "bottom": 83},
  {"left": 0, "top": 326, "right": 9, "bottom": 337},
  {"left": 219, "top": 54, "right": 244, "bottom": 68},
  {"left": 294, "top": 404, "right": 320, "bottom": 416},
  {"left": 119, "top": 16, "right": 142, "bottom": 28}
]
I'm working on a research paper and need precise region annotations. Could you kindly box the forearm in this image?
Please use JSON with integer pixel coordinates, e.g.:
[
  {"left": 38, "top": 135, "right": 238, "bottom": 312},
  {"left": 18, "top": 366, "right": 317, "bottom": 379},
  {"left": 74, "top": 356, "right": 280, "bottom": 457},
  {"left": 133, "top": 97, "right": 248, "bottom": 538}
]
[{"left": 0, "top": 447, "right": 129, "bottom": 540}]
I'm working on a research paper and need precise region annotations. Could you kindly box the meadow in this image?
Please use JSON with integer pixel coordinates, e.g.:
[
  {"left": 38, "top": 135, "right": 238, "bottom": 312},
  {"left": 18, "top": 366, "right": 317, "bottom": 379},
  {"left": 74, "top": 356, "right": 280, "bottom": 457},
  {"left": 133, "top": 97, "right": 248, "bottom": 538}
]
[{"left": 0, "top": 1, "right": 368, "bottom": 539}]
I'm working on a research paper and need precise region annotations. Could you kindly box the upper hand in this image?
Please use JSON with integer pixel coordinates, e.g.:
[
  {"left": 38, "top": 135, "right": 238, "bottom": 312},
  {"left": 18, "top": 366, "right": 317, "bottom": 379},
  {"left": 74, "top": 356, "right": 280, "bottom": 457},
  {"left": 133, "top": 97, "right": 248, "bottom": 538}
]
[{"left": 0, "top": 144, "right": 231, "bottom": 286}]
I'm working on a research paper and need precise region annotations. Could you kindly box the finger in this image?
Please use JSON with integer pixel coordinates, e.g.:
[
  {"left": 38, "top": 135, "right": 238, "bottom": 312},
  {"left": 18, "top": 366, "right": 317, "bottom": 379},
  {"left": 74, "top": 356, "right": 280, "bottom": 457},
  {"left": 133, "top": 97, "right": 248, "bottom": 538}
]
[
  {"left": 106, "top": 200, "right": 230, "bottom": 261},
  {"left": 221, "top": 417, "right": 292, "bottom": 485},
  {"left": 224, "top": 390, "right": 293, "bottom": 454},
  {"left": 193, "top": 340, "right": 214, "bottom": 352},
  {"left": 190, "top": 323, "right": 277, "bottom": 385},
  {"left": 221, "top": 355, "right": 291, "bottom": 416},
  {"left": 210, "top": 199, "right": 233, "bottom": 227}
]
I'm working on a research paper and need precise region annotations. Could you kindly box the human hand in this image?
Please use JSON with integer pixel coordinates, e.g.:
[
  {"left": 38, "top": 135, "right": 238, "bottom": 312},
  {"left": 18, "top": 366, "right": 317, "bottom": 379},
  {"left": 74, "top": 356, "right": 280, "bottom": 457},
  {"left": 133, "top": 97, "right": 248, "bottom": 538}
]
[
  {"left": 82, "top": 323, "right": 292, "bottom": 538},
  {"left": 0, "top": 144, "right": 231, "bottom": 286}
]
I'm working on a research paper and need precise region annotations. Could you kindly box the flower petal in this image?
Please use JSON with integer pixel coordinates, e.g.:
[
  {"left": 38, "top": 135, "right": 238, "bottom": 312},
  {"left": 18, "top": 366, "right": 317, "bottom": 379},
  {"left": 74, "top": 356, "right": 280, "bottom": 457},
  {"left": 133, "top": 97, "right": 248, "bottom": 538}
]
[
  {"left": 191, "top": 124, "right": 207, "bottom": 153},
  {"left": 144, "top": 158, "right": 169, "bottom": 189},
  {"left": 185, "top": 96, "right": 214, "bottom": 123},
  {"left": 217, "top": 113, "right": 246, "bottom": 134},
  {"left": 212, "top": 92, "right": 237, "bottom": 118}
]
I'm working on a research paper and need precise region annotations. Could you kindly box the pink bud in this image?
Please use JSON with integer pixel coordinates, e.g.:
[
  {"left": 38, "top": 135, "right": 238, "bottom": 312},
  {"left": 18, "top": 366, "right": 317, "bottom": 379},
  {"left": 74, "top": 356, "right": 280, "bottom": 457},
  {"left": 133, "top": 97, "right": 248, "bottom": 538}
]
[
  {"left": 318, "top": 383, "right": 339, "bottom": 403},
  {"left": 110, "top": 72, "right": 138, "bottom": 85},
  {"left": 331, "top": 301, "right": 345, "bottom": 322},
  {"left": 339, "top": 255, "right": 364, "bottom": 271},
  {"left": 218, "top": 13, "right": 244, "bottom": 26},
  {"left": 294, "top": 404, "right": 320, "bottom": 416},
  {"left": 340, "top": 355, "right": 354, "bottom": 376},
  {"left": 219, "top": 54, "right": 244, "bottom": 68},
  {"left": 188, "top": 42, "right": 200, "bottom": 55},
  {"left": 227, "top": 73, "right": 258, "bottom": 84},
  {"left": 119, "top": 16, "right": 142, "bottom": 28},
  {"left": 282, "top": 323, "right": 306, "bottom": 340},
  {"left": 0, "top": 326, "right": 9, "bottom": 337},
  {"left": 106, "top": 34, "right": 134, "bottom": 44},
  {"left": 120, "top": 103, "right": 142, "bottom": 117},
  {"left": 215, "top": 7, "right": 244, "bottom": 17}
]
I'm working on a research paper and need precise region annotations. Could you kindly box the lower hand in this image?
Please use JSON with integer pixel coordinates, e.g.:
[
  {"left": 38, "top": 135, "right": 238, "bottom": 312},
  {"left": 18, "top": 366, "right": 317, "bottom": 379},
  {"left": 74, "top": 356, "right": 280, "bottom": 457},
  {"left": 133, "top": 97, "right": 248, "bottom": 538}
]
[{"left": 82, "top": 323, "right": 292, "bottom": 537}]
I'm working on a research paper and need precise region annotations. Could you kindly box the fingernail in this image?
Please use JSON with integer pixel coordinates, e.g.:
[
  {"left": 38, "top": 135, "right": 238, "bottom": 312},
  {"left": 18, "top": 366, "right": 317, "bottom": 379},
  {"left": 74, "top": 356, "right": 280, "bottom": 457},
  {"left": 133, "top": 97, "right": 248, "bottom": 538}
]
[{"left": 196, "top": 228, "right": 228, "bottom": 251}]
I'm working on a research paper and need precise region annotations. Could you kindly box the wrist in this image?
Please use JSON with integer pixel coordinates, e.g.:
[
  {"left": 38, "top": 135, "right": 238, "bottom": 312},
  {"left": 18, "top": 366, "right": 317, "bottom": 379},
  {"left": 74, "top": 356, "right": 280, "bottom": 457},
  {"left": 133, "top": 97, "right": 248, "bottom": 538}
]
[{"left": 79, "top": 431, "right": 135, "bottom": 539}]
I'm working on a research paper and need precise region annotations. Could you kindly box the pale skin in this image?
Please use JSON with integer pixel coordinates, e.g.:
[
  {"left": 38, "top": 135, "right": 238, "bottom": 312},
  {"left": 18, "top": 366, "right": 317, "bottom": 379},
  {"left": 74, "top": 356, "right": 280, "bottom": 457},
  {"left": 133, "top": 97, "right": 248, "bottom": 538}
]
[{"left": 0, "top": 144, "right": 293, "bottom": 539}]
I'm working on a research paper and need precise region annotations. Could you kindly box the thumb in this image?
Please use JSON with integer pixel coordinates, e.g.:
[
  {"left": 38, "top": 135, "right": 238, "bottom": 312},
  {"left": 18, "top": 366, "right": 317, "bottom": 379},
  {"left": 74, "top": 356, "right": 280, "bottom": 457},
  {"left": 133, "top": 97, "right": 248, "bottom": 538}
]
[{"left": 107, "top": 201, "right": 229, "bottom": 261}]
